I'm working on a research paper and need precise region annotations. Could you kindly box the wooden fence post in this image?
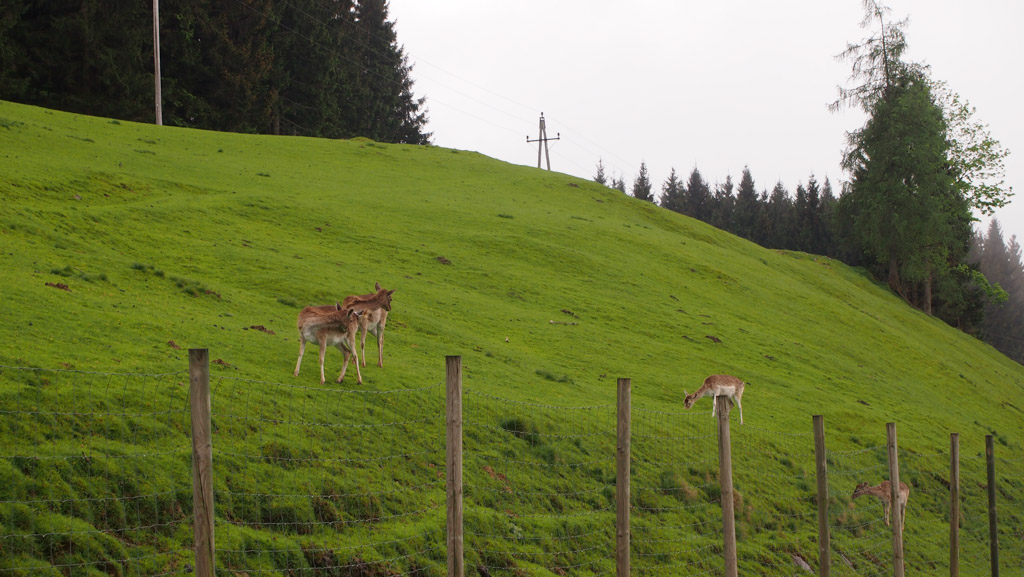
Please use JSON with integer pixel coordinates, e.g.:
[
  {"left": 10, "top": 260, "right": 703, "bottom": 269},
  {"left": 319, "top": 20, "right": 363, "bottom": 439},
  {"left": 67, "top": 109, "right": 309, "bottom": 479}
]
[
  {"left": 188, "top": 349, "right": 214, "bottom": 577},
  {"left": 446, "top": 356, "right": 464, "bottom": 577},
  {"left": 950, "top": 432, "right": 960, "bottom": 577},
  {"left": 616, "top": 378, "right": 631, "bottom": 577},
  {"left": 813, "top": 415, "right": 830, "bottom": 577},
  {"left": 886, "top": 423, "right": 904, "bottom": 577},
  {"left": 986, "top": 435, "right": 999, "bottom": 577},
  {"left": 717, "top": 396, "right": 738, "bottom": 577}
]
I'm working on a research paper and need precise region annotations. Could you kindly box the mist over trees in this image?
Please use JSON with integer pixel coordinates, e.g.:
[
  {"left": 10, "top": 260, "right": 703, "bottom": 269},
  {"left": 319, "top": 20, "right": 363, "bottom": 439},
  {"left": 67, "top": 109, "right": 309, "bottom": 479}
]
[{"left": 0, "top": 0, "right": 430, "bottom": 143}]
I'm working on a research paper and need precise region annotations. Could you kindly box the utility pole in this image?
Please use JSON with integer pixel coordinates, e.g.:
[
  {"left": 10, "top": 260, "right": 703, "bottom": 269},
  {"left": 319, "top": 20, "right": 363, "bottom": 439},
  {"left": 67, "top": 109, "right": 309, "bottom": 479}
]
[
  {"left": 153, "top": 0, "right": 163, "bottom": 125},
  {"left": 526, "top": 113, "right": 560, "bottom": 170}
]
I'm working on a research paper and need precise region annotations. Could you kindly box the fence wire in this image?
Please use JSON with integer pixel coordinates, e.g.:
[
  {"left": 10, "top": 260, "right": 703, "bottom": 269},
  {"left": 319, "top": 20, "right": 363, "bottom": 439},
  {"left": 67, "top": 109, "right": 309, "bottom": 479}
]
[
  {"left": 462, "top": 387, "right": 617, "bottom": 577},
  {"left": 0, "top": 366, "right": 193, "bottom": 576},
  {"left": 3, "top": 362, "right": 1024, "bottom": 577},
  {"left": 208, "top": 375, "right": 447, "bottom": 576},
  {"left": 631, "top": 404, "right": 723, "bottom": 576}
]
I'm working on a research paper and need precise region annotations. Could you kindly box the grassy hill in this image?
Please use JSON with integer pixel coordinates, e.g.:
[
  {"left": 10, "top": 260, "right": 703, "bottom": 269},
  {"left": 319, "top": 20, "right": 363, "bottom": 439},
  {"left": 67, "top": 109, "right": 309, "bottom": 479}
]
[{"left": 1, "top": 99, "right": 1023, "bottom": 576}]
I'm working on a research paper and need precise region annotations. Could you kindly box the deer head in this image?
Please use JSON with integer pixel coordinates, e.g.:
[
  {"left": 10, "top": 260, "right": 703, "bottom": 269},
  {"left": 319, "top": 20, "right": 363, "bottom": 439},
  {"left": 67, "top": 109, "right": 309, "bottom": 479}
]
[
  {"left": 852, "top": 482, "right": 870, "bottom": 499},
  {"left": 683, "top": 390, "right": 696, "bottom": 409},
  {"left": 374, "top": 282, "right": 396, "bottom": 312}
]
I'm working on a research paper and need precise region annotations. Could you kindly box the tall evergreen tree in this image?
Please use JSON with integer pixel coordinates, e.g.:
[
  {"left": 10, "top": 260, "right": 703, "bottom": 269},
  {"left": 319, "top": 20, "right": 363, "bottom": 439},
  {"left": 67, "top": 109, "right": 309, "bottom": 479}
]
[
  {"left": 347, "top": 0, "right": 429, "bottom": 143},
  {"left": 765, "top": 181, "right": 794, "bottom": 249},
  {"left": 818, "top": 178, "right": 837, "bottom": 256},
  {"left": 802, "top": 175, "right": 822, "bottom": 253},
  {"left": 733, "top": 167, "right": 759, "bottom": 240},
  {"left": 659, "top": 167, "right": 685, "bottom": 213},
  {"left": 684, "top": 167, "right": 711, "bottom": 222},
  {"left": 834, "top": 0, "right": 974, "bottom": 315},
  {"left": 593, "top": 158, "right": 608, "bottom": 186},
  {"left": 709, "top": 176, "right": 735, "bottom": 232},
  {"left": 632, "top": 162, "right": 654, "bottom": 202}
]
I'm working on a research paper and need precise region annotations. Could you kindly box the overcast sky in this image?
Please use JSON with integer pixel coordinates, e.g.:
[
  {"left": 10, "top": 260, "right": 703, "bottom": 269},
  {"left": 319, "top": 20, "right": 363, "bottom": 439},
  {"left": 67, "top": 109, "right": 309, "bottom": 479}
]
[{"left": 388, "top": 0, "right": 1022, "bottom": 245}]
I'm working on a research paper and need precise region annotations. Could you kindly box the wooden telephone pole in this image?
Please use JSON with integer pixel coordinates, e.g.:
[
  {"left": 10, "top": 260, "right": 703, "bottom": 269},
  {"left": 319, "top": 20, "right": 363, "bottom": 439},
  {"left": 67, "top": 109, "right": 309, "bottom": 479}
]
[
  {"left": 153, "top": 0, "right": 163, "bottom": 125},
  {"left": 526, "top": 113, "right": 560, "bottom": 170}
]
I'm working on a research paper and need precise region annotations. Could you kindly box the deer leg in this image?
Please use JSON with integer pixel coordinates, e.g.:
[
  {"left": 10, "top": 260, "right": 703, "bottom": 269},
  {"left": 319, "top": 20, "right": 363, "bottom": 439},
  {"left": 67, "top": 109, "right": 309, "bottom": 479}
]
[
  {"left": 711, "top": 393, "right": 717, "bottom": 418},
  {"left": 736, "top": 395, "right": 743, "bottom": 425},
  {"left": 883, "top": 500, "right": 891, "bottom": 526},
  {"left": 294, "top": 338, "right": 306, "bottom": 376},
  {"left": 317, "top": 339, "right": 327, "bottom": 385},
  {"left": 360, "top": 325, "right": 369, "bottom": 368},
  {"left": 374, "top": 324, "right": 385, "bottom": 367},
  {"left": 337, "top": 336, "right": 363, "bottom": 384}
]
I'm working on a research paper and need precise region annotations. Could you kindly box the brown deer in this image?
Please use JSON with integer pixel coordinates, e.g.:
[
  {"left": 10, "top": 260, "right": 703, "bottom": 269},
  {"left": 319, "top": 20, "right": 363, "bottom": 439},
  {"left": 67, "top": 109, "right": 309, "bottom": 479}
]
[
  {"left": 683, "top": 374, "right": 746, "bottom": 424},
  {"left": 852, "top": 480, "right": 910, "bottom": 533},
  {"left": 341, "top": 282, "right": 395, "bottom": 368},
  {"left": 293, "top": 303, "right": 363, "bottom": 385}
]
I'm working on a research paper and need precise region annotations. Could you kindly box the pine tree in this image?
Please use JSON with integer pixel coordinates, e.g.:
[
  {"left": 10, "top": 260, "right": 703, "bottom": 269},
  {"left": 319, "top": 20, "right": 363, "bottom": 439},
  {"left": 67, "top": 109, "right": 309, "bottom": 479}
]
[
  {"left": 684, "top": 167, "right": 711, "bottom": 222},
  {"left": 733, "top": 167, "right": 759, "bottom": 240},
  {"left": 594, "top": 158, "right": 608, "bottom": 186},
  {"left": 347, "top": 0, "right": 430, "bottom": 143},
  {"left": 632, "top": 162, "right": 654, "bottom": 202},
  {"left": 833, "top": 1, "right": 976, "bottom": 315},
  {"left": 803, "top": 175, "right": 822, "bottom": 253},
  {"left": 765, "top": 181, "right": 794, "bottom": 249},
  {"left": 710, "top": 176, "right": 735, "bottom": 232},
  {"left": 818, "top": 178, "right": 837, "bottom": 256},
  {"left": 659, "top": 168, "right": 685, "bottom": 213}
]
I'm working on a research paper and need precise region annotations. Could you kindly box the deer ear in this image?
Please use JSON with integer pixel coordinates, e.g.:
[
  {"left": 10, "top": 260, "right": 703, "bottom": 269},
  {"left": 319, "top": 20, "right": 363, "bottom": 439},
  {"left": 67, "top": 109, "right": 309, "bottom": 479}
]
[
  {"left": 375, "top": 282, "right": 382, "bottom": 291},
  {"left": 336, "top": 302, "right": 342, "bottom": 310},
  {"left": 388, "top": 289, "right": 396, "bottom": 296}
]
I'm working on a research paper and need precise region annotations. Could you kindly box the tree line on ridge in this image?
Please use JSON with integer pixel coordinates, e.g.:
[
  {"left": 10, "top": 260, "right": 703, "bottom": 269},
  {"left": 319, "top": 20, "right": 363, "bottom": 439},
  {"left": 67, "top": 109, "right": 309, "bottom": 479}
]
[{"left": 0, "top": 0, "right": 429, "bottom": 143}]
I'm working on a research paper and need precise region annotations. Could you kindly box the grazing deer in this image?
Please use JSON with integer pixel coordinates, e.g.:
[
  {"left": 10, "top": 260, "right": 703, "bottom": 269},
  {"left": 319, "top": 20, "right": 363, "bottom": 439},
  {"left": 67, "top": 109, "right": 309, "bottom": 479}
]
[
  {"left": 853, "top": 480, "right": 910, "bottom": 533},
  {"left": 683, "top": 374, "right": 746, "bottom": 424},
  {"left": 341, "top": 282, "right": 395, "bottom": 368},
  {"left": 293, "top": 303, "right": 363, "bottom": 385}
]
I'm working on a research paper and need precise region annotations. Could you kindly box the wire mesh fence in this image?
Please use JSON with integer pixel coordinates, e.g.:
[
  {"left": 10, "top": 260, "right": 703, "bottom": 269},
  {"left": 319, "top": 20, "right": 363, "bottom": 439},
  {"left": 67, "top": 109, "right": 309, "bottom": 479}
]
[
  {"left": 630, "top": 404, "right": 722, "bottom": 576},
  {"left": 2, "top": 360, "right": 1023, "bottom": 576},
  {"left": 731, "top": 423, "right": 818, "bottom": 575},
  {"left": 0, "top": 367, "right": 193, "bottom": 576},
  {"left": 462, "top": 387, "right": 617, "bottom": 576},
  {"left": 207, "top": 375, "right": 447, "bottom": 575}
]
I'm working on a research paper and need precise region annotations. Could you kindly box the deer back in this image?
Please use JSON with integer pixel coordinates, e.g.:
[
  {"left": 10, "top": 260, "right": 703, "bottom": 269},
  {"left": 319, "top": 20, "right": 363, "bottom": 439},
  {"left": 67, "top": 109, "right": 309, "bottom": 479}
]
[
  {"left": 342, "top": 284, "right": 395, "bottom": 313},
  {"left": 297, "top": 306, "right": 359, "bottom": 343}
]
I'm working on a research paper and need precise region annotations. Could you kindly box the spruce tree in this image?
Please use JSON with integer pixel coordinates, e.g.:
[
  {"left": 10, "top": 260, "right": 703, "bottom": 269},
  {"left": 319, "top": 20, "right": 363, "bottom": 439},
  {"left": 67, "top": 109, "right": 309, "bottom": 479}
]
[
  {"left": 594, "top": 159, "right": 608, "bottom": 186},
  {"left": 684, "top": 167, "right": 711, "bottom": 222},
  {"left": 765, "top": 181, "right": 794, "bottom": 249},
  {"left": 632, "top": 162, "right": 654, "bottom": 202},
  {"left": 659, "top": 168, "right": 686, "bottom": 213},
  {"left": 733, "top": 167, "right": 759, "bottom": 240},
  {"left": 710, "top": 176, "right": 735, "bottom": 232}
]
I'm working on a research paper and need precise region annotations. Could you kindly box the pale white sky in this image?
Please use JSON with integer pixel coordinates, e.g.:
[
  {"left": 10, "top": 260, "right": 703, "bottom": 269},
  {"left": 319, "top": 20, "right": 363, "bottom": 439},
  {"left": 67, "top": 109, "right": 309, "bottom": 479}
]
[{"left": 389, "top": 0, "right": 1023, "bottom": 244}]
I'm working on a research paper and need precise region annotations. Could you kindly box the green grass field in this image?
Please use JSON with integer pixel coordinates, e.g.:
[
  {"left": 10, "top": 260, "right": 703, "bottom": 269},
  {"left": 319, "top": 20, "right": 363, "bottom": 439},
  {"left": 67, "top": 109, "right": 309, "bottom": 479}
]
[{"left": 1, "top": 99, "right": 1023, "bottom": 576}]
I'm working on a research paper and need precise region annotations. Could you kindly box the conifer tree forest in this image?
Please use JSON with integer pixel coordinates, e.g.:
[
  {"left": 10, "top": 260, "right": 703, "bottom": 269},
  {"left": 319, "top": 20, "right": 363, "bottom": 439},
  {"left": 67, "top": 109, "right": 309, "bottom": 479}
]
[{"left": 0, "top": 0, "right": 430, "bottom": 143}]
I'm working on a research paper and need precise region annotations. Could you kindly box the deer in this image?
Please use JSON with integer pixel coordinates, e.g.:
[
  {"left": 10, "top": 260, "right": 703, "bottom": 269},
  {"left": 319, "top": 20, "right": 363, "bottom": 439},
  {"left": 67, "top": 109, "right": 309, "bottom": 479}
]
[
  {"left": 341, "top": 282, "right": 395, "bottom": 368},
  {"left": 852, "top": 480, "right": 910, "bottom": 534},
  {"left": 293, "top": 303, "right": 363, "bottom": 385},
  {"left": 683, "top": 374, "right": 746, "bottom": 424}
]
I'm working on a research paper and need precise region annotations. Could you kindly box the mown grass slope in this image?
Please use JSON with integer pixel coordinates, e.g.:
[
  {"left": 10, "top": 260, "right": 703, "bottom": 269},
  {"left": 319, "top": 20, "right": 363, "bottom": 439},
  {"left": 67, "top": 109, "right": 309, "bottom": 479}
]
[{"left": 1, "top": 99, "right": 1023, "bottom": 576}]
